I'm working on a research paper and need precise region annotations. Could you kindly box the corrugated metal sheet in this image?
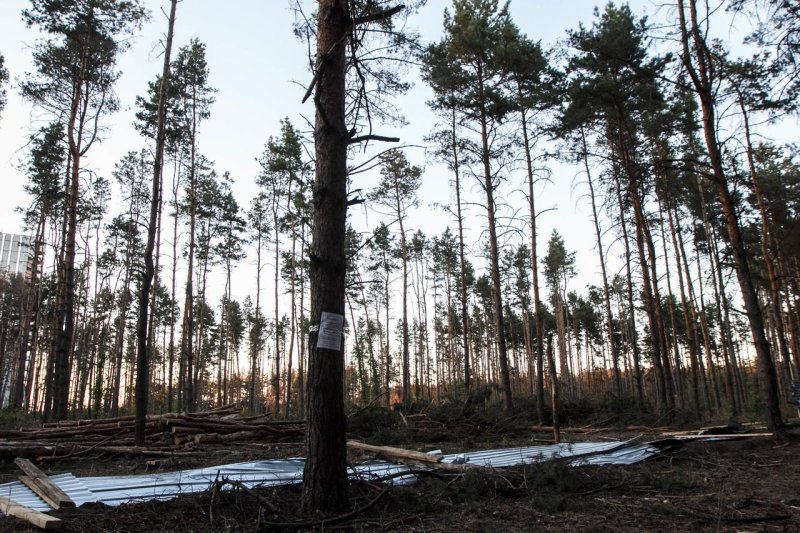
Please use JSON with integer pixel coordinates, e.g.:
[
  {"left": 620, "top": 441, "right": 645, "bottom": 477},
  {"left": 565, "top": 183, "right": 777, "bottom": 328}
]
[{"left": 0, "top": 439, "right": 660, "bottom": 517}]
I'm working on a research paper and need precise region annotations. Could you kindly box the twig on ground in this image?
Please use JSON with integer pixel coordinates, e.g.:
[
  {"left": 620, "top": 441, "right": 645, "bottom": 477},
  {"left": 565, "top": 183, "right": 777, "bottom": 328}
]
[
  {"left": 222, "top": 478, "right": 279, "bottom": 513},
  {"left": 255, "top": 485, "right": 390, "bottom": 529}
]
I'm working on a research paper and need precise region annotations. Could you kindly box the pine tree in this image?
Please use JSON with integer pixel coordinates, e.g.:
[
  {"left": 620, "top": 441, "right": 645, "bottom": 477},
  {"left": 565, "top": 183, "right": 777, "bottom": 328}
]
[
  {"left": 21, "top": 0, "right": 147, "bottom": 421},
  {"left": 422, "top": 0, "right": 525, "bottom": 410},
  {"left": 134, "top": 0, "right": 177, "bottom": 446},
  {"left": 369, "top": 149, "right": 422, "bottom": 405}
]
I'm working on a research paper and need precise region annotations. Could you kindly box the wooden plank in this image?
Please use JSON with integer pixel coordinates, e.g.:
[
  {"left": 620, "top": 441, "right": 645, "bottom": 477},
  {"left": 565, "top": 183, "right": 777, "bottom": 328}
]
[
  {"left": 14, "top": 458, "right": 74, "bottom": 509},
  {"left": 0, "top": 495, "right": 61, "bottom": 530},
  {"left": 347, "top": 440, "right": 443, "bottom": 465}
]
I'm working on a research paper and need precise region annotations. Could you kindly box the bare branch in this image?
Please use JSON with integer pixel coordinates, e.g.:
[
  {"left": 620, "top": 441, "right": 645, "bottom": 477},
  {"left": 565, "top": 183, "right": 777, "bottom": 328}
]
[
  {"left": 353, "top": 4, "right": 405, "bottom": 25},
  {"left": 348, "top": 134, "right": 400, "bottom": 144}
]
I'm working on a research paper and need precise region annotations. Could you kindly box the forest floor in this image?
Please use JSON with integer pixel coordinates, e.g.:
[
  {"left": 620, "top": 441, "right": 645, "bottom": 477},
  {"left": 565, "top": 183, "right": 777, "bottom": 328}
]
[{"left": 0, "top": 408, "right": 798, "bottom": 532}]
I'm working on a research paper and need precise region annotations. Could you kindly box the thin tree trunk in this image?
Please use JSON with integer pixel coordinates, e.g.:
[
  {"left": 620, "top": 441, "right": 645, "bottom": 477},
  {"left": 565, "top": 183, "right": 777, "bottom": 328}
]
[
  {"left": 737, "top": 90, "right": 794, "bottom": 390},
  {"left": 136, "top": 0, "right": 176, "bottom": 443},
  {"left": 612, "top": 173, "right": 644, "bottom": 405},
  {"left": 477, "top": 63, "right": 512, "bottom": 410},
  {"left": 450, "top": 109, "right": 472, "bottom": 393},
  {"left": 580, "top": 130, "right": 621, "bottom": 396},
  {"left": 666, "top": 196, "right": 702, "bottom": 414},
  {"left": 180, "top": 79, "right": 199, "bottom": 413},
  {"left": 394, "top": 178, "right": 411, "bottom": 405},
  {"left": 546, "top": 334, "right": 560, "bottom": 444}
]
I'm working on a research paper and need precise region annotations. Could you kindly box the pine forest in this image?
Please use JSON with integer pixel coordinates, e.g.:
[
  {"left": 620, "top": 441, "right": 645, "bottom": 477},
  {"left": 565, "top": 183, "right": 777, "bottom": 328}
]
[{"left": 0, "top": 0, "right": 799, "bottom": 522}]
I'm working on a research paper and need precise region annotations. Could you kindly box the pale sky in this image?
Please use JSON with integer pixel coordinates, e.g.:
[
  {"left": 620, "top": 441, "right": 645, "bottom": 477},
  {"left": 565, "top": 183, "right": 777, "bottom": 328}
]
[{"left": 0, "top": 0, "right": 776, "bottom": 307}]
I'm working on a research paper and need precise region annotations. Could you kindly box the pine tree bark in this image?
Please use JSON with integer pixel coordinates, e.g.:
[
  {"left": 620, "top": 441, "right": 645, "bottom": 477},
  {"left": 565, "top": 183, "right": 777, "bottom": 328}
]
[
  {"left": 393, "top": 175, "right": 411, "bottom": 406},
  {"left": 50, "top": 51, "right": 89, "bottom": 421},
  {"left": 737, "top": 91, "right": 795, "bottom": 388},
  {"left": 179, "top": 85, "right": 199, "bottom": 413},
  {"left": 301, "top": 0, "right": 350, "bottom": 512}
]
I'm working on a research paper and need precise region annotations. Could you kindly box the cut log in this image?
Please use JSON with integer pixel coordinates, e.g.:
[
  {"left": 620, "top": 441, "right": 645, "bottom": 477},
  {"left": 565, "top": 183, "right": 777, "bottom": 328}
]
[
  {"left": 347, "top": 440, "right": 443, "bottom": 465},
  {"left": 15, "top": 458, "right": 74, "bottom": 510},
  {"left": 347, "top": 441, "right": 489, "bottom": 472},
  {"left": 192, "top": 433, "right": 220, "bottom": 444},
  {"left": 0, "top": 495, "right": 61, "bottom": 530}
]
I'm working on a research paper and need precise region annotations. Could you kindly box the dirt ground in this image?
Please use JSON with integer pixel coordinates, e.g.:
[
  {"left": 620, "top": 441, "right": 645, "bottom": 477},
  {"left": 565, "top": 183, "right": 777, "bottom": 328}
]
[{"left": 0, "top": 430, "right": 798, "bottom": 532}]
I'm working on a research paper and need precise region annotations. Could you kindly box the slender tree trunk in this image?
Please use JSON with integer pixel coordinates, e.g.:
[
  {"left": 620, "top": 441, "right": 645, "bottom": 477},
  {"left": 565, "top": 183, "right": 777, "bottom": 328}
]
[
  {"left": 273, "top": 199, "right": 281, "bottom": 416},
  {"left": 249, "top": 216, "right": 263, "bottom": 415},
  {"left": 519, "top": 103, "right": 546, "bottom": 420},
  {"left": 657, "top": 196, "right": 685, "bottom": 407},
  {"left": 450, "top": 109, "right": 472, "bottom": 393},
  {"left": 302, "top": 0, "right": 350, "bottom": 511},
  {"left": 167, "top": 159, "right": 181, "bottom": 413},
  {"left": 384, "top": 271, "right": 391, "bottom": 403},
  {"left": 709, "top": 226, "right": 742, "bottom": 417},
  {"left": 51, "top": 71, "right": 88, "bottom": 421},
  {"left": 738, "top": 92, "right": 794, "bottom": 388},
  {"left": 666, "top": 196, "right": 702, "bottom": 413},
  {"left": 612, "top": 173, "right": 644, "bottom": 405},
  {"left": 135, "top": 0, "right": 176, "bottom": 444},
  {"left": 546, "top": 333, "right": 560, "bottom": 444},
  {"left": 394, "top": 180, "right": 411, "bottom": 405},
  {"left": 285, "top": 229, "right": 298, "bottom": 417},
  {"left": 477, "top": 63, "right": 512, "bottom": 410},
  {"left": 581, "top": 130, "right": 621, "bottom": 396},
  {"left": 12, "top": 216, "right": 44, "bottom": 408},
  {"left": 180, "top": 82, "right": 199, "bottom": 413},
  {"left": 298, "top": 223, "right": 307, "bottom": 417}
]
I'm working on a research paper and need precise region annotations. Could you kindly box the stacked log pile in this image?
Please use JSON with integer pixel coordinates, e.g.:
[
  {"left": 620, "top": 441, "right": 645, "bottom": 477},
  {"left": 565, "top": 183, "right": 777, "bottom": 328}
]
[{"left": 0, "top": 405, "right": 305, "bottom": 460}]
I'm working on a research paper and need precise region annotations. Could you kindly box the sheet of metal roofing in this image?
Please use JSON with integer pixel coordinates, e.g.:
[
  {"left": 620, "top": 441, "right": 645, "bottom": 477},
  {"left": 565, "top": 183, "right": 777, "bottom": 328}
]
[
  {"left": 438, "top": 441, "right": 632, "bottom": 468},
  {"left": 47, "top": 473, "right": 96, "bottom": 506},
  {"left": 574, "top": 444, "right": 659, "bottom": 465},
  {"left": 0, "top": 473, "right": 95, "bottom": 512},
  {"left": 0, "top": 439, "right": 660, "bottom": 517},
  {"left": 0, "top": 478, "right": 51, "bottom": 512}
]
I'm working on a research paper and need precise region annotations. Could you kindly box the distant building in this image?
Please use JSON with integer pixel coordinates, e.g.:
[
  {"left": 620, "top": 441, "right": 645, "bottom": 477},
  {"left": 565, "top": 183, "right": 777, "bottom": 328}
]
[{"left": 0, "top": 232, "right": 33, "bottom": 276}]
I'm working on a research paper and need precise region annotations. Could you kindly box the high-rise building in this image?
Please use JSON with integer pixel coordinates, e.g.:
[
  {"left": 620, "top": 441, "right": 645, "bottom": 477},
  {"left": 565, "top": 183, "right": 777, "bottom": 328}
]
[{"left": 0, "top": 232, "right": 33, "bottom": 275}]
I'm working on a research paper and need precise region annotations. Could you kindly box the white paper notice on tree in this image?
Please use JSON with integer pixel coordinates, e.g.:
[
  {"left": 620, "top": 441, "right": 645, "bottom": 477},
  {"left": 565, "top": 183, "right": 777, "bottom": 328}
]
[{"left": 317, "top": 312, "right": 344, "bottom": 351}]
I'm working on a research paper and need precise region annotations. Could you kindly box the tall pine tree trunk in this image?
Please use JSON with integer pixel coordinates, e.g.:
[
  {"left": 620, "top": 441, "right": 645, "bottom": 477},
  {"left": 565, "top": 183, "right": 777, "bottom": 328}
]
[
  {"left": 477, "top": 64, "right": 512, "bottom": 410},
  {"left": 302, "top": 0, "right": 349, "bottom": 512},
  {"left": 136, "top": 0, "right": 177, "bottom": 444}
]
